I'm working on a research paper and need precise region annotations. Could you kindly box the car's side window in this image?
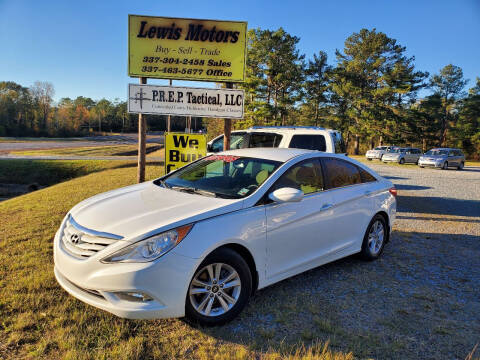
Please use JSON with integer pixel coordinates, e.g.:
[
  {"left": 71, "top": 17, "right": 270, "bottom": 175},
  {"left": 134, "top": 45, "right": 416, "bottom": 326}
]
[
  {"left": 322, "top": 158, "right": 362, "bottom": 189},
  {"left": 289, "top": 135, "right": 327, "bottom": 152},
  {"left": 249, "top": 133, "right": 282, "bottom": 148},
  {"left": 271, "top": 159, "right": 324, "bottom": 195},
  {"left": 211, "top": 137, "right": 223, "bottom": 153},
  {"left": 358, "top": 167, "right": 377, "bottom": 183}
]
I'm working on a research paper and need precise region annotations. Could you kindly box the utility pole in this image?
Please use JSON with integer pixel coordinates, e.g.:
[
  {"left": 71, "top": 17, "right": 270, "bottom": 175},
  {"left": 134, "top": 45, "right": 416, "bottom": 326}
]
[
  {"left": 167, "top": 79, "right": 172, "bottom": 132},
  {"left": 223, "top": 82, "right": 233, "bottom": 150},
  {"left": 137, "top": 77, "right": 147, "bottom": 183}
]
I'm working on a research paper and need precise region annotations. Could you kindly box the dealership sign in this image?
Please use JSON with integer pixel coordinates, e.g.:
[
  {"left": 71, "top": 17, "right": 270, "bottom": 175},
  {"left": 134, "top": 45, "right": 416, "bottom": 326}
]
[
  {"left": 128, "top": 15, "right": 247, "bottom": 82},
  {"left": 165, "top": 133, "right": 207, "bottom": 173},
  {"left": 128, "top": 84, "right": 244, "bottom": 119}
]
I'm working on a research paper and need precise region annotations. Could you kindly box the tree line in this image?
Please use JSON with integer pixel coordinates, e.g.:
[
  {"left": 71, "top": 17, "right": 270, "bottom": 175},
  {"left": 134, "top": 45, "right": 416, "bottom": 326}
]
[
  {"left": 234, "top": 28, "right": 479, "bottom": 158},
  {"left": 1, "top": 27, "right": 478, "bottom": 158},
  {"left": 0, "top": 81, "right": 202, "bottom": 137}
]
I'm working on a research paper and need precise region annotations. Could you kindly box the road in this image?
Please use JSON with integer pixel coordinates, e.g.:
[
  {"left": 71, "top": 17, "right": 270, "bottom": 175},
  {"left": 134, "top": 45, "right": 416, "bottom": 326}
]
[{"left": 0, "top": 133, "right": 164, "bottom": 153}]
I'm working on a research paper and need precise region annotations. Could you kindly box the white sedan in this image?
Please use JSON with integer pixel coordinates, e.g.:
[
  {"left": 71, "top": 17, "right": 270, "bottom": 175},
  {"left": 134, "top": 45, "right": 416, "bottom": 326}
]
[{"left": 54, "top": 148, "right": 396, "bottom": 326}]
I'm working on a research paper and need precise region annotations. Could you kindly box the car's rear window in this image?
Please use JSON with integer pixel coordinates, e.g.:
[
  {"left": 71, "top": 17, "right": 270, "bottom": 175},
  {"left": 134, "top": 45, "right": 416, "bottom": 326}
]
[{"left": 289, "top": 135, "right": 327, "bottom": 152}]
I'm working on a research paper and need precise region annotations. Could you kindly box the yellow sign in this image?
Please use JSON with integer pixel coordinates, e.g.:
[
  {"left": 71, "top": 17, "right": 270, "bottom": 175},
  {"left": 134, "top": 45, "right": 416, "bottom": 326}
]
[
  {"left": 165, "top": 133, "right": 207, "bottom": 173},
  {"left": 128, "top": 15, "right": 247, "bottom": 82}
]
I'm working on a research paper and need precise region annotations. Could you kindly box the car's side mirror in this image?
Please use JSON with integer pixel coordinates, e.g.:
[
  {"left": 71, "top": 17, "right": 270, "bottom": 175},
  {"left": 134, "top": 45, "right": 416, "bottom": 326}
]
[{"left": 268, "top": 187, "right": 304, "bottom": 203}]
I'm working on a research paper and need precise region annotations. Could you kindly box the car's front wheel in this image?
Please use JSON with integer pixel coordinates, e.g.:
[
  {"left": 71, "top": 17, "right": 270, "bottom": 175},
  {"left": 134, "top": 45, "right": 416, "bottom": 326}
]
[
  {"left": 185, "top": 248, "right": 252, "bottom": 326},
  {"left": 399, "top": 158, "right": 405, "bottom": 164},
  {"left": 457, "top": 162, "right": 464, "bottom": 170},
  {"left": 360, "top": 214, "right": 387, "bottom": 261},
  {"left": 442, "top": 161, "right": 448, "bottom": 170}
]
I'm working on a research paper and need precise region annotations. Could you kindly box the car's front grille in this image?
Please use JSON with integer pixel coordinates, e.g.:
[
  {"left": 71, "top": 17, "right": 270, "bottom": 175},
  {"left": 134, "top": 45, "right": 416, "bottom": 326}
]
[{"left": 61, "top": 215, "right": 123, "bottom": 259}]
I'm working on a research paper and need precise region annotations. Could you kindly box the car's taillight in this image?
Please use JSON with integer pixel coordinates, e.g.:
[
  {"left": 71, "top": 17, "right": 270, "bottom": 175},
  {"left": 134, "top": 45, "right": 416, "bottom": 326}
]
[{"left": 389, "top": 187, "right": 397, "bottom": 197}]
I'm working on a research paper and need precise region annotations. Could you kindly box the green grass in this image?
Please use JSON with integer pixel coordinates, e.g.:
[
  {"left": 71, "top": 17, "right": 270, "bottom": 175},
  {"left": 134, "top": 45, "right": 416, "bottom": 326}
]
[
  {"left": 0, "top": 163, "right": 353, "bottom": 360},
  {"left": 10, "top": 144, "right": 163, "bottom": 158},
  {"left": 0, "top": 159, "right": 135, "bottom": 186}
]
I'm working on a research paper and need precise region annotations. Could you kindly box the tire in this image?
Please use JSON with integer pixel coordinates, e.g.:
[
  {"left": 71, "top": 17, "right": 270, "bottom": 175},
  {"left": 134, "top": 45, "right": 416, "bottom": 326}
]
[
  {"left": 457, "top": 162, "right": 464, "bottom": 170},
  {"left": 367, "top": 158, "right": 372, "bottom": 161},
  {"left": 360, "top": 214, "right": 387, "bottom": 261},
  {"left": 185, "top": 248, "right": 252, "bottom": 326},
  {"left": 419, "top": 166, "right": 424, "bottom": 168},
  {"left": 399, "top": 158, "right": 405, "bottom": 164},
  {"left": 442, "top": 161, "right": 448, "bottom": 170}
]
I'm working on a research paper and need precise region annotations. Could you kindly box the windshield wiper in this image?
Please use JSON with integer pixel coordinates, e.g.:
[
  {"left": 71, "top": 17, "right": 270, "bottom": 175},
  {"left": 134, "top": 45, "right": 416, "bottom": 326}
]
[
  {"left": 157, "top": 179, "right": 170, "bottom": 188},
  {"left": 170, "top": 186, "right": 236, "bottom": 199}
]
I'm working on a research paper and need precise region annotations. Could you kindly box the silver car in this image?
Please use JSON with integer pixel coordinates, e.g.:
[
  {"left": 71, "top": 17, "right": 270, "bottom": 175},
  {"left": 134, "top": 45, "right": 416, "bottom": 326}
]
[
  {"left": 418, "top": 148, "right": 465, "bottom": 170},
  {"left": 382, "top": 147, "right": 421, "bottom": 164}
]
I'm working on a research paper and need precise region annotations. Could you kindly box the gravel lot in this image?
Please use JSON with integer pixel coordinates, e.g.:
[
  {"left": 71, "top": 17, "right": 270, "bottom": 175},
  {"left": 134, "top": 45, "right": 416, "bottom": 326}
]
[{"left": 206, "top": 163, "right": 480, "bottom": 360}]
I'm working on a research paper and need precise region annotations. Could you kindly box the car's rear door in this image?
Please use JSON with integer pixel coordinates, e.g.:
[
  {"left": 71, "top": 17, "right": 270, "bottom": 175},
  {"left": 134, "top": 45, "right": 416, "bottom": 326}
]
[
  {"left": 320, "top": 158, "right": 375, "bottom": 252},
  {"left": 265, "top": 158, "right": 335, "bottom": 279}
]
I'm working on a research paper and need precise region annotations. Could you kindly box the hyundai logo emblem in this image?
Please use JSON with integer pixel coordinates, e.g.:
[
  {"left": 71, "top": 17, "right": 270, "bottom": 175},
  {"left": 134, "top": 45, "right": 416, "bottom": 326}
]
[{"left": 70, "top": 233, "right": 81, "bottom": 244}]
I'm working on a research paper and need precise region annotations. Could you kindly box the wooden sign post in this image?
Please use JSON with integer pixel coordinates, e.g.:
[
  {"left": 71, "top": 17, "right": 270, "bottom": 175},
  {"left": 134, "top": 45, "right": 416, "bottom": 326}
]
[
  {"left": 137, "top": 77, "right": 147, "bottom": 183},
  {"left": 223, "top": 82, "right": 233, "bottom": 151}
]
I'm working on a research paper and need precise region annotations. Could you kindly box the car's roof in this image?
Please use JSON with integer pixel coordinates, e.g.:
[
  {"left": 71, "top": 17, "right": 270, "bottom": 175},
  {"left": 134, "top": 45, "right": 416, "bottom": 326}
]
[
  {"left": 218, "top": 147, "right": 318, "bottom": 162},
  {"left": 231, "top": 126, "right": 336, "bottom": 134},
  {"left": 429, "top": 148, "right": 459, "bottom": 151}
]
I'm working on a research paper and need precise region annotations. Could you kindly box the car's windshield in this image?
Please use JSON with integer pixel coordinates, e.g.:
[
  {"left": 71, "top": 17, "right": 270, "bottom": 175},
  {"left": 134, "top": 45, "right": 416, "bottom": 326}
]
[
  {"left": 157, "top": 155, "right": 282, "bottom": 199},
  {"left": 374, "top": 147, "right": 386, "bottom": 150},
  {"left": 390, "top": 148, "right": 405, "bottom": 153},
  {"left": 425, "top": 149, "right": 448, "bottom": 156}
]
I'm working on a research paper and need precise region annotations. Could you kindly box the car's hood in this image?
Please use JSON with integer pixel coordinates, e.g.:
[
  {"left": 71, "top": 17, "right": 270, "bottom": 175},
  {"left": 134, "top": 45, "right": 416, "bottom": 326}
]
[
  {"left": 421, "top": 155, "right": 446, "bottom": 159},
  {"left": 69, "top": 182, "right": 243, "bottom": 241},
  {"left": 384, "top": 153, "right": 401, "bottom": 157}
]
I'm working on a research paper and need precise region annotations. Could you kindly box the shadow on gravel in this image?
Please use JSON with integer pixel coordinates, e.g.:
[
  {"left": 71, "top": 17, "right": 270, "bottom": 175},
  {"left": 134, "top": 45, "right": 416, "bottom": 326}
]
[
  {"left": 384, "top": 175, "right": 409, "bottom": 180},
  {"left": 200, "top": 230, "right": 480, "bottom": 360},
  {"left": 395, "top": 184, "right": 431, "bottom": 191},
  {"left": 397, "top": 195, "right": 480, "bottom": 217}
]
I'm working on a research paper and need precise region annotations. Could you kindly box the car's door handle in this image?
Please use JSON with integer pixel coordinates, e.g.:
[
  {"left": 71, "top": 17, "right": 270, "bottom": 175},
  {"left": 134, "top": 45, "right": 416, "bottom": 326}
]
[{"left": 320, "top": 203, "right": 333, "bottom": 211}]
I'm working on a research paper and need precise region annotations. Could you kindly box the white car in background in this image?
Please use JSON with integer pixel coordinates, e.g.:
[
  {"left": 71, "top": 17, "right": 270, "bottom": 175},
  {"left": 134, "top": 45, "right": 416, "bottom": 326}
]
[
  {"left": 54, "top": 148, "right": 396, "bottom": 325},
  {"left": 365, "top": 146, "right": 393, "bottom": 161},
  {"left": 207, "top": 126, "right": 346, "bottom": 154}
]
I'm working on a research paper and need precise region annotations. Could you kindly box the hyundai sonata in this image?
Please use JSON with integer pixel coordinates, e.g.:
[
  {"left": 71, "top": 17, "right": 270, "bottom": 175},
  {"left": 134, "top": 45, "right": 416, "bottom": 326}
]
[{"left": 54, "top": 148, "right": 396, "bottom": 325}]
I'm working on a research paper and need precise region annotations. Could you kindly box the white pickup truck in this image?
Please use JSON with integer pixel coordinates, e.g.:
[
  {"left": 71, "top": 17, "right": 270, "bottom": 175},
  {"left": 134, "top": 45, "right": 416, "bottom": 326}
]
[{"left": 207, "top": 126, "right": 346, "bottom": 154}]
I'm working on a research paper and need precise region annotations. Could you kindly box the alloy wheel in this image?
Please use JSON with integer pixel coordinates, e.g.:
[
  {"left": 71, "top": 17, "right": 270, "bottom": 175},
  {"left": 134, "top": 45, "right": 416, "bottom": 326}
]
[
  {"left": 189, "top": 263, "right": 241, "bottom": 317},
  {"left": 367, "top": 220, "right": 385, "bottom": 256}
]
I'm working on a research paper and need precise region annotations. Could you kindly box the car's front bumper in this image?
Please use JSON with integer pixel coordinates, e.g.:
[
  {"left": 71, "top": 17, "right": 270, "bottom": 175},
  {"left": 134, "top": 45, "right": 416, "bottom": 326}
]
[
  {"left": 382, "top": 157, "right": 400, "bottom": 163},
  {"left": 53, "top": 230, "right": 199, "bottom": 319},
  {"left": 418, "top": 160, "right": 442, "bottom": 168},
  {"left": 366, "top": 152, "right": 382, "bottom": 159}
]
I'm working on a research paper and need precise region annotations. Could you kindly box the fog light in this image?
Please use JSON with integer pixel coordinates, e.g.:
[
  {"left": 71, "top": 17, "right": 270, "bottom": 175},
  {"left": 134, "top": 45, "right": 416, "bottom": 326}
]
[{"left": 114, "top": 291, "right": 154, "bottom": 302}]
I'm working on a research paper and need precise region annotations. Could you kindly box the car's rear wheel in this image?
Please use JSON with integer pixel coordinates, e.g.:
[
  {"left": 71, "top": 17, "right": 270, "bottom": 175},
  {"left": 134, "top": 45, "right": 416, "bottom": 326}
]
[
  {"left": 399, "top": 158, "right": 405, "bottom": 164},
  {"left": 367, "top": 158, "right": 372, "bottom": 161},
  {"left": 360, "top": 214, "right": 387, "bottom": 261},
  {"left": 457, "top": 162, "right": 464, "bottom": 170},
  {"left": 185, "top": 248, "right": 252, "bottom": 326},
  {"left": 442, "top": 161, "right": 448, "bottom": 170}
]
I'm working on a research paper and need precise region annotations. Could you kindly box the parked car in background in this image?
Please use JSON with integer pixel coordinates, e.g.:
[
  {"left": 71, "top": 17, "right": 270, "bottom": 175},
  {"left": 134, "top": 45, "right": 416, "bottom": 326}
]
[
  {"left": 365, "top": 146, "right": 393, "bottom": 161},
  {"left": 418, "top": 148, "right": 465, "bottom": 170},
  {"left": 207, "top": 126, "right": 346, "bottom": 154},
  {"left": 382, "top": 147, "right": 422, "bottom": 164},
  {"left": 54, "top": 148, "right": 396, "bottom": 325}
]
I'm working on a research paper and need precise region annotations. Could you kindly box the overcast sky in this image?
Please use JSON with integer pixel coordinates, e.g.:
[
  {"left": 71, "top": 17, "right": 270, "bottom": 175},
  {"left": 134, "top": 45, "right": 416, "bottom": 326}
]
[{"left": 1, "top": 0, "right": 478, "bottom": 102}]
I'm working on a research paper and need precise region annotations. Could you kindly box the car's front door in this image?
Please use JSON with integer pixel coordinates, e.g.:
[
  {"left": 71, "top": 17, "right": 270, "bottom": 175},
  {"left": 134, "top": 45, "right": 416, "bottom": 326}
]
[{"left": 265, "top": 159, "right": 335, "bottom": 280}]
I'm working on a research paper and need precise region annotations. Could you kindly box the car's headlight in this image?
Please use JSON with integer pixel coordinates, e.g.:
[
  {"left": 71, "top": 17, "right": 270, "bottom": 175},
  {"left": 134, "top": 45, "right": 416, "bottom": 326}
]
[{"left": 101, "top": 224, "right": 193, "bottom": 263}]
